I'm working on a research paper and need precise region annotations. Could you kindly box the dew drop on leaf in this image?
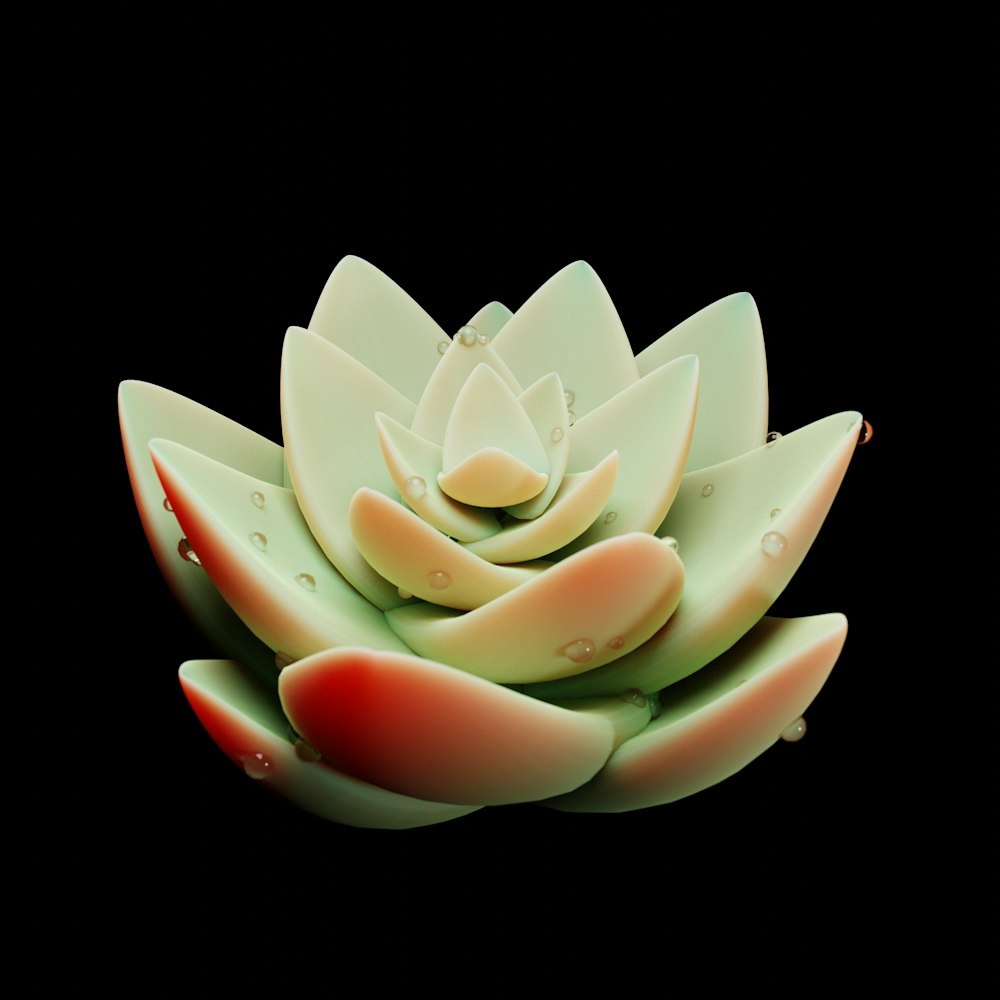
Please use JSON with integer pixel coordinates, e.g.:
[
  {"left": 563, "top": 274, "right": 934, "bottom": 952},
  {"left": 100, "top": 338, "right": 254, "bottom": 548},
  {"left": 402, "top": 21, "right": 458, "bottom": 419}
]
[
  {"left": 178, "top": 538, "right": 202, "bottom": 566},
  {"left": 781, "top": 717, "right": 807, "bottom": 742},
  {"left": 564, "top": 639, "right": 595, "bottom": 663},
  {"left": 249, "top": 532, "right": 268, "bottom": 551},
  {"left": 404, "top": 475, "right": 427, "bottom": 499},
  {"left": 761, "top": 531, "right": 787, "bottom": 557},
  {"left": 295, "top": 573, "right": 317, "bottom": 591},
  {"left": 241, "top": 752, "right": 273, "bottom": 779},
  {"left": 251, "top": 490, "right": 266, "bottom": 509}
]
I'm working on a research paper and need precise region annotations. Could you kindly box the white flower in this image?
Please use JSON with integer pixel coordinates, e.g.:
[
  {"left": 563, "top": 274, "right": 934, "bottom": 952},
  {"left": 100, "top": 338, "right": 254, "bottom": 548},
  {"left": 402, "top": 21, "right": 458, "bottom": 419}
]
[{"left": 119, "top": 256, "right": 863, "bottom": 829}]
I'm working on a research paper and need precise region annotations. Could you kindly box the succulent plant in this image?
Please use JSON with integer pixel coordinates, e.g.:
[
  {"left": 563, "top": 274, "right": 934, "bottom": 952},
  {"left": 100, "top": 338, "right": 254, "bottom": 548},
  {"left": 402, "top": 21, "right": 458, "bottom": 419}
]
[{"left": 119, "top": 256, "right": 864, "bottom": 829}]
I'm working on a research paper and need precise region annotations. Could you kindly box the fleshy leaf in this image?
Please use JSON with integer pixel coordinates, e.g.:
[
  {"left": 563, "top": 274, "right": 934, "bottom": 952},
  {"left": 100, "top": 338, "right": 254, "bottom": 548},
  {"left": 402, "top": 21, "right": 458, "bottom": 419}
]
[
  {"left": 490, "top": 261, "right": 639, "bottom": 418},
  {"left": 281, "top": 326, "right": 413, "bottom": 610},
  {"left": 375, "top": 414, "right": 499, "bottom": 542},
  {"left": 438, "top": 449, "right": 548, "bottom": 509},
  {"left": 180, "top": 659, "right": 480, "bottom": 829},
  {"left": 385, "top": 533, "right": 684, "bottom": 684},
  {"left": 349, "top": 488, "right": 546, "bottom": 611},
  {"left": 150, "top": 439, "right": 411, "bottom": 661},
  {"left": 635, "top": 292, "right": 767, "bottom": 471},
  {"left": 529, "top": 412, "right": 862, "bottom": 699},
  {"left": 439, "top": 365, "right": 548, "bottom": 507},
  {"left": 505, "top": 373, "right": 571, "bottom": 520},
  {"left": 278, "top": 647, "right": 642, "bottom": 805},
  {"left": 463, "top": 453, "right": 620, "bottom": 564},
  {"left": 307, "top": 255, "right": 448, "bottom": 404},
  {"left": 464, "top": 301, "right": 513, "bottom": 339},
  {"left": 119, "top": 380, "right": 280, "bottom": 677},
  {"left": 556, "top": 354, "right": 698, "bottom": 556},
  {"left": 410, "top": 336, "right": 521, "bottom": 444},
  {"left": 544, "top": 614, "right": 847, "bottom": 812}
]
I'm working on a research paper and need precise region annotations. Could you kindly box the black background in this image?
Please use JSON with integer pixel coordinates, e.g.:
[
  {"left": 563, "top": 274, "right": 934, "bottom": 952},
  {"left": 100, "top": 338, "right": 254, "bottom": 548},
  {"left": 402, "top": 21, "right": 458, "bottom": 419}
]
[{"left": 24, "top": 9, "right": 990, "bottom": 994}]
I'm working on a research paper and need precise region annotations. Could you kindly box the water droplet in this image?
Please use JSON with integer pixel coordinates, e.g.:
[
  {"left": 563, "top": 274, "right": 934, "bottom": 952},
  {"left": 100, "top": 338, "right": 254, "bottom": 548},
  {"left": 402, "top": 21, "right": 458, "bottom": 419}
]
[
  {"left": 178, "top": 538, "right": 202, "bottom": 566},
  {"left": 766, "top": 431, "right": 782, "bottom": 447},
  {"left": 550, "top": 426, "right": 564, "bottom": 443},
  {"left": 249, "top": 531, "right": 268, "bottom": 551},
  {"left": 781, "top": 717, "right": 807, "bottom": 742},
  {"left": 564, "top": 638, "right": 595, "bottom": 663},
  {"left": 621, "top": 688, "right": 646, "bottom": 707},
  {"left": 251, "top": 490, "right": 266, "bottom": 509},
  {"left": 770, "top": 508, "right": 781, "bottom": 519},
  {"left": 294, "top": 739, "right": 322, "bottom": 762},
  {"left": 647, "top": 691, "right": 662, "bottom": 719},
  {"left": 701, "top": 483, "right": 714, "bottom": 498},
  {"left": 274, "top": 651, "right": 295, "bottom": 670},
  {"left": 608, "top": 636, "right": 625, "bottom": 650},
  {"left": 761, "top": 530, "right": 787, "bottom": 557},
  {"left": 603, "top": 511, "right": 618, "bottom": 525},
  {"left": 403, "top": 475, "right": 427, "bottom": 499},
  {"left": 427, "top": 570, "right": 451, "bottom": 590},
  {"left": 437, "top": 339, "right": 450, "bottom": 355},
  {"left": 477, "top": 334, "right": 489, "bottom": 345},
  {"left": 662, "top": 535, "right": 679, "bottom": 551},
  {"left": 564, "top": 389, "right": 576, "bottom": 407},
  {"left": 162, "top": 498, "right": 173, "bottom": 512},
  {"left": 397, "top": 587, "right": 413, "bottom": 600},
  {"left": 295, "top": 573, "right": 317, "bottom": 591},
  {"left": 241, "top": 752, "right": 273, "bottom": 779},
  {"left": 567, "top": 408, "right": 576, "bottom": 426},
  {"left": 457, "top": 325, "right": 478, "bottom": 346},
  {"left": 857, "top": 419, "right": 874, "bottom": 445}
]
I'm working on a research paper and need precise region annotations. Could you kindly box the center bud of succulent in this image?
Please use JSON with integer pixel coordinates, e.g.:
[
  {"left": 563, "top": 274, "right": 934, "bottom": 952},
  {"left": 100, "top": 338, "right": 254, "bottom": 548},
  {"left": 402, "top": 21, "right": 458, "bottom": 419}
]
[{"left": 437, "top": 363, "right": 549, "bottom": 508}]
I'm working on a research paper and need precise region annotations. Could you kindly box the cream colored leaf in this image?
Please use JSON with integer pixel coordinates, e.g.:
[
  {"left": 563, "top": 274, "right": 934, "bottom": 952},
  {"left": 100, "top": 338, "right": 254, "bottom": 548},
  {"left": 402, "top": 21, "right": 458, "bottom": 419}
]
[{"left": 281, "top": 326, "right": 413, "bottom": 610}]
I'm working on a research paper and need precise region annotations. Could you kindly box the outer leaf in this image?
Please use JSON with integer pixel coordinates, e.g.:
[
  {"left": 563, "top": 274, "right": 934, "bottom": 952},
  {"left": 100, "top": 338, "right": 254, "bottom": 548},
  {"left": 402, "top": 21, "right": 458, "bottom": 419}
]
[
  {"left": 119, "top": 380, "right": 279, "bottom": 678},
  {"left": 635, "top": 292, "right": 767, "bottom": 471},
  {"left": 278, "top": 647, "right": 648, "bottom": 805},
  {"left": 544, "top": 614, "right": 847, "bottom": 812},
  {"left": 529, "top": 412, "right": 863, "bottom": 699},
  {"left": 307, "top": 255, "right": 448, "bottom": 404},
  {"left": 180, "top": 659, "right": 480, "bottom": 829},
  {"left": 150, "top": 439, "right": 411, "bottom": 662}
]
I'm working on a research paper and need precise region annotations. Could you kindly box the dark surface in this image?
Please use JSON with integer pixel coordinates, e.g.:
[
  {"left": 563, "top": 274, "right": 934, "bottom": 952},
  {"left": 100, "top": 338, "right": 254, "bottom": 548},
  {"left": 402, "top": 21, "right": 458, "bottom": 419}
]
[{"left": 24, "top": 10, "right": 990, "bottom": 993}]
